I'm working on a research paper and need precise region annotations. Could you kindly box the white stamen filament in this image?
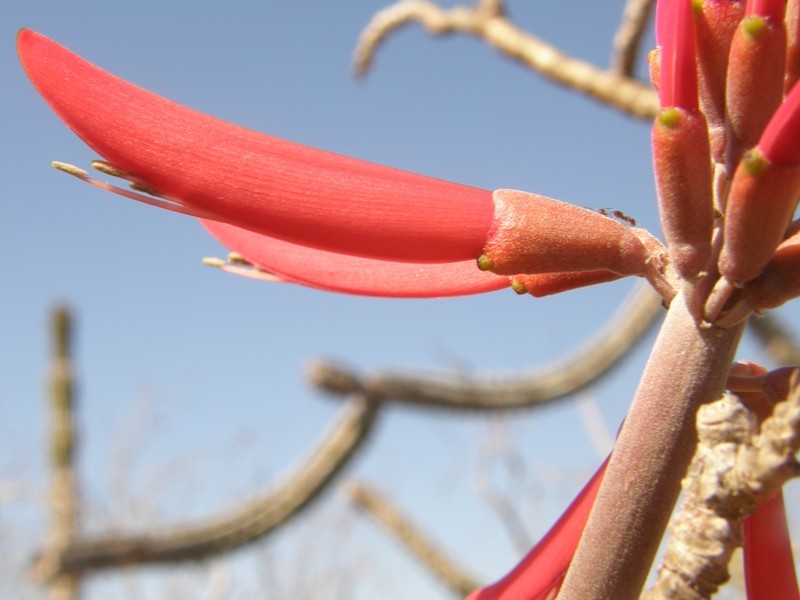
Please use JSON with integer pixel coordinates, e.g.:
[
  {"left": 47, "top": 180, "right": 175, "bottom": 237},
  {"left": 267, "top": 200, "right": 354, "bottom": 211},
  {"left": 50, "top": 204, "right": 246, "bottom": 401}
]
[{"left": 51, "top": 161, "right": 219, "bottom": 220}]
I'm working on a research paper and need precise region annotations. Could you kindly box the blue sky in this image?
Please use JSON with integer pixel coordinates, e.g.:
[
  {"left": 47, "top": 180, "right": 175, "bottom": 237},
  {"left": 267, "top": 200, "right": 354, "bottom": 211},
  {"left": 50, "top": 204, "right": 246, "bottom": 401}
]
[{"left": 3, "top": 2, "right": 796, "bottom": 598}]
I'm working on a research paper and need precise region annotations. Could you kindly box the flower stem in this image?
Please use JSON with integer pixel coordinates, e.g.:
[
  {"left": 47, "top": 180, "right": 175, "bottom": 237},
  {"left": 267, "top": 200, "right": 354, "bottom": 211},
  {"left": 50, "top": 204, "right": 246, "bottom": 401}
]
[{"left": 558, "top": 292, "right": 745, "bottom": 599}]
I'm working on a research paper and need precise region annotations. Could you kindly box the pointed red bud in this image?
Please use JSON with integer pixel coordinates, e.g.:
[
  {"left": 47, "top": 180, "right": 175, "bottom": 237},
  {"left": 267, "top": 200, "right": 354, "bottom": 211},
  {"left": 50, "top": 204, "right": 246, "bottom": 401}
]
[
  {"left": 478, "top": 190, "right": 650, "bottom": 278},
  {"left": 652, "top": 107, "right": 714, "bottom": 277},
  {"left": 467, "top": 457, "right": 609, "bottom": 600},
  {"left": 201, "top": 220, "right": 509, "bottom": 297},
  {"left": 720, "top": 150, "right": 800, "bottom": 283},
  {"left": 511, "top": 271, "right": 623, "bottom": 298},
  {"left": 736, "top": 226, "right": 800, "bottom": 310},
  {"left": 743, "top": 491, "right": 800, "bottom": 600},
  {"left": 17, "top": 29, "right": 494, "bottom": 264},
  {"left": 726, "top": 5, "right": 787, "bottom": 160},
  {"left": 692, "top": 0, "right": 746, "bottom": 159}
]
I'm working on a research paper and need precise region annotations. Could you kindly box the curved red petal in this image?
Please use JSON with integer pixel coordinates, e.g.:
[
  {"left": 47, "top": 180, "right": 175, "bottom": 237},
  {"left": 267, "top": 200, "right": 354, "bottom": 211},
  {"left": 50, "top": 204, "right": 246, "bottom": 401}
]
[
  {"left": 743, "top": 490, "right": 800, "bottom": 600},
  {"left": 18, "top": 29, "right": 494, "bottom": 263},
  {"left": 760, "top": 78, "right": 800, "bottom": 164},
  {"left": 657, "top": 0, "right": 699, "bottom": 110},
  {"left": 201, "top": 220, "right": 509, "bottom": 298},
  {"left": 467, "top": 457, "right": 609, "bottom": 600}
]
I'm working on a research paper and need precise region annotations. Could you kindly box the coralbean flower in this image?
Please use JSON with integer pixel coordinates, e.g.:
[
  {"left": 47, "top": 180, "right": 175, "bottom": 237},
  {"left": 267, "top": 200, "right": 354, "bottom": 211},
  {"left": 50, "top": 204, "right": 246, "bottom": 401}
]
[
  {"left": 18, "top": 0, "right": 800, "bottom": 594},
  {"left": 17, "top": 29, "right": 655, "bottom": 299}
]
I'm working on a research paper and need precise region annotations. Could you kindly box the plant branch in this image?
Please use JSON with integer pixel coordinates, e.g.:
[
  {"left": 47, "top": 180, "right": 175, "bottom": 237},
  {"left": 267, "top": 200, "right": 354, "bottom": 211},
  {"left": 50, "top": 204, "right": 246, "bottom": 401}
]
[
  {"left": 558, "top": 293, "right": 746, "bottom": 600},
  {"left": 646, "top": 380, "right": 800, "bottom": 598},
  {"left": 344, "top": 482, "right": 481, "bottom": 596},
  {"left": 611, "top": 0, "right": 655, "bottom": 77},
  {"left": 309, "top": 283, "right": 662, "bottom": 410},
  {"left": 37, "top": 306, "right": 82, "bottom": 600},
  {"left": 31, "top": 395, "right": 380, "bottom": 578},
  {"left": 749, "top": 313, "right": 800, "bottom": 366},
  {"left": 354, "top": 0, "right": 659, "bottom": 120}
]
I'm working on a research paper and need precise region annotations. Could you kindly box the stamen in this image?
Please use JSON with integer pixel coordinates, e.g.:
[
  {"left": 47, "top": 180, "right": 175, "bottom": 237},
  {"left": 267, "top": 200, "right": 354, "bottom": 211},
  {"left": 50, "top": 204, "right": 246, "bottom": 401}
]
[
  {"left": 51, "top": 160, "right": 219, "bottom": 220},
  {"left": 202, "top": 255, "right": 284, "bottom": 283},
  {"left": 91, "top": 160, "right": 131, "bottom": 179},
  {"left": 51, "top": 161, "right": 88, "bottom": 178},
  {"left": 202, "top": 257, "right": 226, "bottom": 268},
  {"left": 129, "top": 182, "right": 163, "bottom": 197},
  {"left": 226, "top": 252, "right": 253, "bottom": 266}
]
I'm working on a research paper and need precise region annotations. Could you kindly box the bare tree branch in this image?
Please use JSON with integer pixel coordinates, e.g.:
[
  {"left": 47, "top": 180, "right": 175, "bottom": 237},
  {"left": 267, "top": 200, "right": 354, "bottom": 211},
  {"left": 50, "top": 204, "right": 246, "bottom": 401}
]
[
  {"left": 354, "top": 0, "right": 659, "bottom": 120},
  {"left": 31, "top": 395, "right": 380, "bottom": 578},
  {"left": 310, "top": 283, "right": 663, "bottom": 410},
  {"left": 611, "top": 0, "right": 656, "bottom": 77},
  {"left": 344, "top": 482, "right": 480, "bottom": 597},
  {"left": 645, "top": 380, "right": 800, "bottom": 599},
  {"left": 749, "top": 313, "right": 800, "bottom": 366},
  {"left": 471, "top": 419, "right": 533, "bottom": 554},
  {"left": 35, "top": 306, "right": 82, "bottom": 599}
]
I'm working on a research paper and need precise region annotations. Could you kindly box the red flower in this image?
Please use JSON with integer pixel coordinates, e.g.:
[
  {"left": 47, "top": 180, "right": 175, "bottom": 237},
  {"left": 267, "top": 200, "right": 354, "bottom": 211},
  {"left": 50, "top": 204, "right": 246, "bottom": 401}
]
[{"left": 18, "top": 29, "right": 653, "bottom": 298}]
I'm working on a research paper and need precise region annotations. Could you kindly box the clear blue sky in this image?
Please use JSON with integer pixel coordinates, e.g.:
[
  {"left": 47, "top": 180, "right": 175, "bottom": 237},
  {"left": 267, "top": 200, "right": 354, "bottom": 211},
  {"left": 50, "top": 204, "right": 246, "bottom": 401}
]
[{"left": 2, "top": 1, "right": 795, "bottom": 598}]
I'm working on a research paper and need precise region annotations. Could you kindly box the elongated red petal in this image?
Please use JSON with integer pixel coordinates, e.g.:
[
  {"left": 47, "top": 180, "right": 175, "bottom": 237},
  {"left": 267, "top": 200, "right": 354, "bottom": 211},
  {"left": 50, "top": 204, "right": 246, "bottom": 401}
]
[
  {"left": 201, "top": 220, "right": 509, "bottom": 297},
  {"left": 657, "top": 0, "right": 699, "bottom": 110},
  {"left": 743, "top": 490, "right": 800, "bottom": 600},
  {"left": 17, "top": 29, "right": 494, "bottom": 263},
  {"left": 467, "top": 457, "right": 609, "bottom": 600},
  {"left": 760, "top": 76, "right": 800, "bottom": 165}
]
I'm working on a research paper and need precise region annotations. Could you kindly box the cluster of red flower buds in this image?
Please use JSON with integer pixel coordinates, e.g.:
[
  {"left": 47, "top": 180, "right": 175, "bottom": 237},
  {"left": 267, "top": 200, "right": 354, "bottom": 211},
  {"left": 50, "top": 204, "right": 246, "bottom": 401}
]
[{"left": 652, "top": 0, "right": 800, "bottom": 326}]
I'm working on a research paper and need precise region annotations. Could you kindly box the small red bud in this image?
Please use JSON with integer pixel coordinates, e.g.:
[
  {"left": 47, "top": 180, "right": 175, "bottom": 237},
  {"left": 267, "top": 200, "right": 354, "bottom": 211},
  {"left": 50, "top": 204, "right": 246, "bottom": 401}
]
[
  {"left": 726, "top": 11, "right": 787, "bottom": 162},
  {"left": 510, "top": 271, "right": 623, "bottom": 298},
  {"left": 652, "top": 108, "right": 714, "bottom": 278},
  {"left": 693, "top": 0, "right": 747, "bottom": 160},
  {"left": 720, "top": 151, "right": 800, "bottom": 283}
]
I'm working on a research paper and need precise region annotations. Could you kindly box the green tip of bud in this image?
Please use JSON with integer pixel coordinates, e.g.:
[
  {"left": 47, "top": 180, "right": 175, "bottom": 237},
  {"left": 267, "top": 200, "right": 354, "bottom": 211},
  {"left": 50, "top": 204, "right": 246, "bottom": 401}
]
[
  {"left": 476, "top": 254, "right": 494, "bottom": 272},
  {"left": 690, "top": 0, "right": 703, "bottom": 15},
  {"left": 742, "top": 16, "right": 767, "bottom": 39},
  {"left": 742, "top": 149, "right": 769, "bottom": 176},
  {"left": 656, "top": 107, "right": 681, "bottom": 128},
  {"left": 510, "top": 279, "right": 528, "bottom": 295}
]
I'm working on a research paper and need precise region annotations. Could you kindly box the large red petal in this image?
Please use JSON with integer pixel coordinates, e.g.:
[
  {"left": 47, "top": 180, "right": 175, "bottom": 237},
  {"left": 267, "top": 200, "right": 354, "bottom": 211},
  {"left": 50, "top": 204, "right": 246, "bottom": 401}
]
[
  {"left": 202, "top": 220, "right": 509, "bottom": 298},
  {"left": 18, "top": 29, "right": 494, "bottom": 263}
]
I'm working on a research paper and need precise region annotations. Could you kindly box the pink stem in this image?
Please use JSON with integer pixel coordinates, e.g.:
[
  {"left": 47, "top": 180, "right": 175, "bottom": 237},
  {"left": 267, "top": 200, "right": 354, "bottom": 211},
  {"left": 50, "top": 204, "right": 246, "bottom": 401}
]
[{"left": 558, "top": 293, "right": 745, "bottom": 599}]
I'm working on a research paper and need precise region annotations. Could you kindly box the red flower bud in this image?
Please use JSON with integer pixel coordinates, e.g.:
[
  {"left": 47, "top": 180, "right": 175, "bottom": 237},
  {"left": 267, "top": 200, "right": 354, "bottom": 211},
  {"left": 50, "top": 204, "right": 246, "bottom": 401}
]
[
  {"left": 652, "top": 108, "right": 714, "bottom": 278},
  {"left": 726, "top": 5, "right": 787, "bottom": 160}
]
